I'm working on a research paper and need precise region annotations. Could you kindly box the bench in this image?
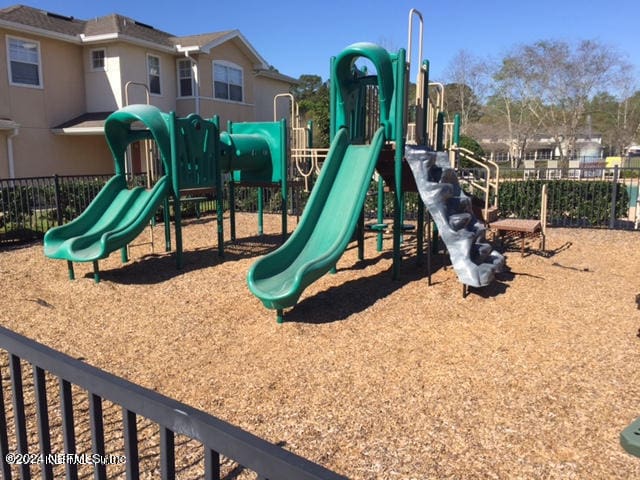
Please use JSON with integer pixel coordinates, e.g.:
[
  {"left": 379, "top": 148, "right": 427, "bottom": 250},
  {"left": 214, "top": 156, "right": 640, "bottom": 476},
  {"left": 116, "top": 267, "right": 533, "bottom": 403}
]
[{"left": 490, "top": 218, "right": 545, "bottom": 256}]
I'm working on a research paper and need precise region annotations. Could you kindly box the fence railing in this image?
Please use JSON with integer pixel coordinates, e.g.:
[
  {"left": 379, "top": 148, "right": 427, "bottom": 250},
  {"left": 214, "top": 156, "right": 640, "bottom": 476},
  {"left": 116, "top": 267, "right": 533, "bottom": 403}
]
[
  {"left": 0, "top": 175, "right": 310, "bottom": 246},
  {"left": 0, "top": 326, "right": 346, "bottom": 480},
  {"left": 494, "top": 167, "right": 640, "bottom": 229},
  {"left": 2, "top": 165, "right": 639, "bottom": 246}
]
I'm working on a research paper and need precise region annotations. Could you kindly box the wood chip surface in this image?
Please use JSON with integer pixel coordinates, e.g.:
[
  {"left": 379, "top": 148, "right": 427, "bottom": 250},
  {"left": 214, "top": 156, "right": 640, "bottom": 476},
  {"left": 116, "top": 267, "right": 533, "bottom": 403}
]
[{"left": 1, "top": 213, "right": 640, "bottom": 479}]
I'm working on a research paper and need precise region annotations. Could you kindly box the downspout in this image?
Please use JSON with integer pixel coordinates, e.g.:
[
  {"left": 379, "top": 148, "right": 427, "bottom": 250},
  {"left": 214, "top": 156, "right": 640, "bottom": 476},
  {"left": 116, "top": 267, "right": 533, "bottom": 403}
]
[{"left": 7, "top": 127, "right": 18, "bottom": 179}]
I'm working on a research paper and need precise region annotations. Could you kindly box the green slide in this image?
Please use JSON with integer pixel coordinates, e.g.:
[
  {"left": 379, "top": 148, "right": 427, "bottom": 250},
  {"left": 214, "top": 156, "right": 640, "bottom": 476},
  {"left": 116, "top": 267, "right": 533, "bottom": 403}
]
[
  {"left": 43, "top": 175, "right": 169, "bottom": 262},
  {"left": 247, "top": 126, "right": 386, "bottom": 312}
]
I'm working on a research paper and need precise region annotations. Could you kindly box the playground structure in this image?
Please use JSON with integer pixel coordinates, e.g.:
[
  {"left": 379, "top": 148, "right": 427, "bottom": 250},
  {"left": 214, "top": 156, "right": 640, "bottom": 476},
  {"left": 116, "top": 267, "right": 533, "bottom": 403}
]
[
  {"left": 247, "top": 9, "right": 505, "bottom": 322},
  {"left": 44, "top": 104, "right": 287, "bottom": 281}
]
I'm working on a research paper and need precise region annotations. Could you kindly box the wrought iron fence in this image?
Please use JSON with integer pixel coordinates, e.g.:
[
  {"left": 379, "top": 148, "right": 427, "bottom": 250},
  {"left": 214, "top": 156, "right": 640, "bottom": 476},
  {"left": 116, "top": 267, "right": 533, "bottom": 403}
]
[
  {"left": 0, "top": 175, "right": 309, "bottom": 246},
  {"left": 460, "top": 166, "right": 640, "bottom": 230},
  {"left": 0, "top": 326, "right": 345, "bottom": 480},
  {"left": 2, "top": 165, "right": 638, "bottom": 247}
]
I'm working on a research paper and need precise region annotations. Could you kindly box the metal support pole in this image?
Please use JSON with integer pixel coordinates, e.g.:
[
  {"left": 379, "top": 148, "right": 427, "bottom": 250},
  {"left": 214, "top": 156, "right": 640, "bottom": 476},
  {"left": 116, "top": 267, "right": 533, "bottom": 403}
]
[
  {"left": 377, "top": 176, "right": 384, "bottom": 252},
  {"left": 257, "top": 187, "right": 264, "bottom": 236},
  {"left": 93, "top": 261, "right": 100, "bottom": 283},
  {"left": 426, "top": 211, "right": 432, "bottom": 286},
  {"left": 357, "top": 207, "right": 365, "bottom": 261},
  {"left": 609, "top": 165, "right": 619, "bottom": 229},
  {"left": 216, "top": 183, "right": 224, "bottom": 258},
  {"left": 417, "top": 201, "right": 424, "bottom": 265},
  {"left": 174, "top": 196, "right": 183, "bottom": 269},
  {"left": 229, "top": 181, "right": 236, "bottom": 242},
  {"left": 163, "top": 197, "right": 171, "bottom": 252},
  {"left": 54, "top": 174, "right": 63, "bottom": 226}
]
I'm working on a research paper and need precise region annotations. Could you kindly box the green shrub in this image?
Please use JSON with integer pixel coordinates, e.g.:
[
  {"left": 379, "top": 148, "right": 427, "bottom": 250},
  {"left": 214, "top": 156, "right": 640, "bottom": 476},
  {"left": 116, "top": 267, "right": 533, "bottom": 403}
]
[{"left": 499, "top": 179, "right": 630, "bottom": 226}]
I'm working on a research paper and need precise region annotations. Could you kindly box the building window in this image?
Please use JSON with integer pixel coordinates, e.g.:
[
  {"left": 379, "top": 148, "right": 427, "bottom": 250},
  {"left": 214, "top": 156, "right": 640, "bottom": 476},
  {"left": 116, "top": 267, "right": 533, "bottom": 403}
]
[
  {"left": 147, "top": 54, "right": 161, "bottom": 95},
  {"left": 213, "top": 62, "right": 243, "bottom": 102},
  {"left": 7, "top": 36, "right": 42, "bottom": 87},
  {"left": 91, "top": 49, "right": 106, "bottom": 70},
  {"left": 177, "top": 59, "right": 194, "bottom": 97}
]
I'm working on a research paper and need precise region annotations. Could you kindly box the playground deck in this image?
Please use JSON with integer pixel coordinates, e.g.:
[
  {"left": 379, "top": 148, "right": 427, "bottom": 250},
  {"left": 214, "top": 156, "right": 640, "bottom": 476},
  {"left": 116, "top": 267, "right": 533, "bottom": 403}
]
[{"left": 1, "top": 213, "right": 640, "bottom": 479}]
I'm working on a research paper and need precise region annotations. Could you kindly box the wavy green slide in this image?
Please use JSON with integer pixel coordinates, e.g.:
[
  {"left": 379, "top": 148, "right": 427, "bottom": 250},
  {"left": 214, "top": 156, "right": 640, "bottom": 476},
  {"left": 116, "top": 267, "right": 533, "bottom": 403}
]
[
  {"left": 247, "top": 126, "right": 386, "bottom": 315},
  {"left": 43, "top": 175, "right": 169, "bottom": 262}
]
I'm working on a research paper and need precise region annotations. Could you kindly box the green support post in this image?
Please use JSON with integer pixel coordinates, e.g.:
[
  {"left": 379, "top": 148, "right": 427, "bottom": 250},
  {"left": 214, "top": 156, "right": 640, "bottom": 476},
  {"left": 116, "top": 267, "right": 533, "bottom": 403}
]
[
  {"left": 216, "top": 186, "right": 224, "bottom": 256},
  {"left": 357, "top": 208, "right": 365, "bottom": 261},
  {"left": 67, "top": 261, "right": 74, "bottom": 280},
  {"left": 120, "top": 247, "right": 128, "bottom": 263},
  {"left": 280, "top": 118, "right": 288, "bottom": 241},
  {"left": 229, "top": 180, "right": 236, "bottom": 242},
  {"left": 392, "top": 49, "right": 407, "bottom": 280},
  {"left": 163, "top": 197, "right": 171, "bottom": 252},
  {"left": 421, "top": 60, "right": 430, "bottom": 145},
  {"left": 376, "top": 176, "right": 384, "bottom": 252},
  {"left": 453, "top": 113, "right": 461, "bottom": 146},
  {"left": 174, "top": 196, "right": 183, "bottom": 269},
  {"left": 276, "top": 309, "right": 284, "bottom": 324},
  {"left": 92, "top": 261, "right": 100, "bottom": 283},
  {"left": 400, "top": 191, "right": 406, "bottom": 244},
  {"left": 257, "top": 187, "right": 264, "bottom": 236}
]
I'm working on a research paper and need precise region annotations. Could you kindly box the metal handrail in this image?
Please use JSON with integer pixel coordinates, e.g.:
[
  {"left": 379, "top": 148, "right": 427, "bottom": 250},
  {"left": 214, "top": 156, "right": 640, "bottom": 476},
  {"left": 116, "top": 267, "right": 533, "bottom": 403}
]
[
  {"left": 453, "top": 145, "right": 500, "bottom": 218},
  {"left": 0, "top": 326, "right": 346, "bottom": 480}
]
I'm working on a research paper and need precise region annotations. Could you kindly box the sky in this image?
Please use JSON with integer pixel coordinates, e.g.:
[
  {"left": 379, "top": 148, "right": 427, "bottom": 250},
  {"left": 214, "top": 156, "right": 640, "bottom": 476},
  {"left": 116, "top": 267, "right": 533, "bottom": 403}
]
[{"left": 4, "top": 0, "right": 640, "bottom": 86}]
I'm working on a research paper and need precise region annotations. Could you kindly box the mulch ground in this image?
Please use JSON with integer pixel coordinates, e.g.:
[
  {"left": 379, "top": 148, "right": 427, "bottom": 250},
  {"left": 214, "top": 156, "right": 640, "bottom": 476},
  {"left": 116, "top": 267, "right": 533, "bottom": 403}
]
[{"left": 1, "top": 212, "right": 640, "bottom": 479}]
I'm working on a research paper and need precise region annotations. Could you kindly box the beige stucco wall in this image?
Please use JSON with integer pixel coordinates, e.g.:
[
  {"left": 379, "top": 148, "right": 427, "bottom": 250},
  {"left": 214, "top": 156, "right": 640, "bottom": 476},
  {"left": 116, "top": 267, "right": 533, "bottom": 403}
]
[
  {"left": 115, "top": 43, "right": 176, "bottom": 111},
  {"left": 84, "top": 45, "right": 120, "bottom": 112},
  {"left": 12, "top": 131, "right": 113, "bottom": 177},
  {"left": 0, "top": 34, "right": 10, "bottom": 120},
  {"left": 0, "top": 26, "right": 293, "bottom": 178},
  {"left": 191, "top": 40, "right": 257, "bottom": 125},
  {"left": 254, "top": 75, "right": 295, "bottom": 123},
  {"left": 0, "top": 31, "right": 114, "bottom": 177}
]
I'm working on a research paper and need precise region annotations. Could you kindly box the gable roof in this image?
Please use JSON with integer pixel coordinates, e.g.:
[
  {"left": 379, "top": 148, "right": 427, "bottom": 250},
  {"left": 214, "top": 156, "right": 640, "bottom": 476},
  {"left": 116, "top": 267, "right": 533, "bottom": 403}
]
[
  {"left": 0, "top": 5, "right": 272, "bottom": 67},
  {"left": 0, "top": 4, "right": 84, "bottom": 36}
]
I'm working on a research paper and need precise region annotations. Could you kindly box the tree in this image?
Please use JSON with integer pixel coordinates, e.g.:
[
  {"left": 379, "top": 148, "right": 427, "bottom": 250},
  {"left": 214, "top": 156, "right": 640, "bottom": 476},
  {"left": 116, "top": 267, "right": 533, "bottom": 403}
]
[
  {"left": 292, "top": 75, "right": 330, "bottom": 147},
  {"left": 443, "top": 50, "right": 488, "bottom": 130},
  {"left": 490, "top": 40, "right": 629, "bottom": 162},
  {"left": 588, "top": 87, "right": 640, "bottom": 156}
]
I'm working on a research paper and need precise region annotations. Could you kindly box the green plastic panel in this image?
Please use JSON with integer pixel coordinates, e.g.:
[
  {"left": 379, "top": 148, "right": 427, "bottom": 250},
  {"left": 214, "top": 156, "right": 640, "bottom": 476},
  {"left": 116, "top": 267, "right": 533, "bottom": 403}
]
[
  {"left": 331, "top": 43, "right": 405, "bottom": 142},
  {"left": 225, "top": 120, "right": 287, "bottom": 184},
  {"left": 171, "top": 113, "right": 220, "bottom": 191},
  {"left": 104, "top": 104, "right": 172, "bottom": 177}
]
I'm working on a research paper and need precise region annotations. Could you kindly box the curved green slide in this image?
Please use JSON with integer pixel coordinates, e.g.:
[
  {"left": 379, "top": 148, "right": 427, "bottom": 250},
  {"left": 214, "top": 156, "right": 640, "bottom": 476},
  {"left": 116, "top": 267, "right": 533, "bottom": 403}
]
[
  {"left": 44, "top": 104, "right": 173, "bottom": 267},
  {"left": 43, "top": 175, "right": 169, "bottom": 262},
  {"left": 247, "top": 126, "right": 386, "bottom": 315}
]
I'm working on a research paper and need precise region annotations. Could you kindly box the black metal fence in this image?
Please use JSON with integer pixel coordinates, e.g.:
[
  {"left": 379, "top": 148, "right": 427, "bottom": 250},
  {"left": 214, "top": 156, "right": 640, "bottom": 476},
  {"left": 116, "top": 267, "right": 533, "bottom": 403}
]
[
  {"left": 2, "top": 166, "right": 638, "bottom": 247},
  {"left": 460, "top": 166, "right": 640, "bottom": 230},
  {"left": 0, "top": 175, "right": 310, "bottom": 246},
  {"left": 0, "top": 326, "right": 346, "bottom": 480}
]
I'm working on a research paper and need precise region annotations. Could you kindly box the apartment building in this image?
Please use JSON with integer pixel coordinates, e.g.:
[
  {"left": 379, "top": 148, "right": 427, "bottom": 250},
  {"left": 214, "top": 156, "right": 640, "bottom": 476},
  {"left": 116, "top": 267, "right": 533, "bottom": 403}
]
[{"left": 0, "top": 5, "right": 297, "bottom": 178}]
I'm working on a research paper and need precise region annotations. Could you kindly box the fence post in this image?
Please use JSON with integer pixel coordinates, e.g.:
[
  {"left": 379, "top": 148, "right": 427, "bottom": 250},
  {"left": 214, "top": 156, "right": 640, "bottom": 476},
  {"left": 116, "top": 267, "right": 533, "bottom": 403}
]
[
  {"left": 54, "top": 174, "right": 63, "bottom": 226},
  {"left": 609, "top": 165, "right": 619, "bottom": 229}
]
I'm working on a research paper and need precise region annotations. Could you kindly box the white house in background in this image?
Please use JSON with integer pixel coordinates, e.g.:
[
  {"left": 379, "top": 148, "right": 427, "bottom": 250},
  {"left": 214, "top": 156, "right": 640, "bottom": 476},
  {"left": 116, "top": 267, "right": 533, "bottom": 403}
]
[{"left": 0, "top": 4, "right": 298, "bottom": 178}]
